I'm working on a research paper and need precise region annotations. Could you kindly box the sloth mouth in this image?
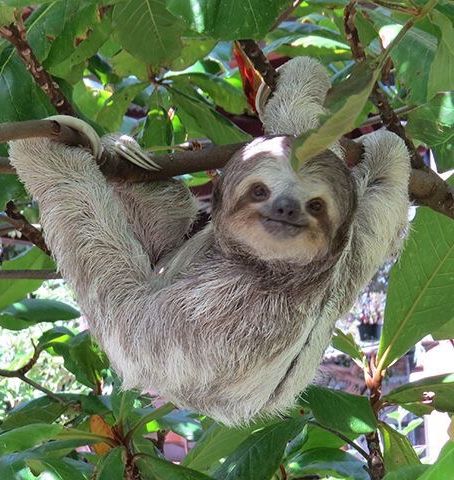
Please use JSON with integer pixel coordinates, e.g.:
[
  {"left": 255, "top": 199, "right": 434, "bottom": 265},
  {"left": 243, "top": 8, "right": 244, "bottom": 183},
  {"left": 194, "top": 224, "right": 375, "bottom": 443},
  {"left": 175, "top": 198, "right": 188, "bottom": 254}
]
[{"left": 260, "top": 217, "right": 307, "bottom": 237}]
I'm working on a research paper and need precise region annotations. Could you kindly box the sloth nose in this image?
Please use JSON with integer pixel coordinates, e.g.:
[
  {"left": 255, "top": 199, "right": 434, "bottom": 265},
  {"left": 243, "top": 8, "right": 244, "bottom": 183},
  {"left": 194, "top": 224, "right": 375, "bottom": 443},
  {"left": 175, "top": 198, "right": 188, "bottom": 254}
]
[{"left": 271, "top": 196, "right": 301, "bottom": 221}]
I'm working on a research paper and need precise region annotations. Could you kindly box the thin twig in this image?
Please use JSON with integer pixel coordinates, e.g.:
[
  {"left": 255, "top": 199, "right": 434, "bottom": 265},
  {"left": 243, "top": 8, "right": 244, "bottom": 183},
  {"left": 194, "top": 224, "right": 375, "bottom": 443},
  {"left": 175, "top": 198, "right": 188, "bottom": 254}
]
[
  {"left": 344, "top": 1, "right": 366, "bottom": 62},
  {"left": 0, "top": 346, "right": 66, "bottom": 404},
  {"left": 4, "top": 201, "right": 50, "bottom": 255}
]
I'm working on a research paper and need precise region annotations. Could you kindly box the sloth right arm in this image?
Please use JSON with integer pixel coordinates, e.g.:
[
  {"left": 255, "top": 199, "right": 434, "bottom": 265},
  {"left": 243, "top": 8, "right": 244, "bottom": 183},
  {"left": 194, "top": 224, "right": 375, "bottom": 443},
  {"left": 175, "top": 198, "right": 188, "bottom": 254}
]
[{"left": 8, "top": 137, "right": 191, "bottom": 373}]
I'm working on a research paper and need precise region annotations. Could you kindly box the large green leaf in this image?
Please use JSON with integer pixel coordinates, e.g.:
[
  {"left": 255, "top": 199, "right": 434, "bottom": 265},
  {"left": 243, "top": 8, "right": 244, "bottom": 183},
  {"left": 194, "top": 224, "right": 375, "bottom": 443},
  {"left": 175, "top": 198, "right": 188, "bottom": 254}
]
[
  {"left": 383, "top": 374, "right": 454, "bottom": 416},
  {"left": 183, "top": 423, "right": 254, "bottom": 472},
  {"left": 167, "top": 0, "right": 289, "bottom": 40},
  {"left": 96, "top": 82, "right": 147, "bottom": 131},
  {"left": 0, "top": 174, "right": 26, "bottom": 210},
  {"left": 0, "top": 247, "right": 55, "bottom": 310},
  {"left": 406, "top": 92, "right": 454, "bottom": 172},
  {"left": 137, "top": 456, "right": 213, "bottom": 480},
  {"left": 112, "top": 0, "right": 185, "bottom": 67},
  {"left": 1, "top": 396, "right": 69, "bottom": 430},
  {"left": 26, "top": 1, "right": 83, "bottom": 63},
  {"left": 169, "top": 85, "right": 250, "bottom": 144},
  {"left": 427, "top": 11, "right": 454, "bottom": 99},
  {"left": 416, "top": 441, "right": 454, "bottom": 479},
  {"left": 383, "top": 465, "right": 429, "bottom": 480},
  {"left": 378, "top": 208, "right": 454, "bottom": 369},
  {"left": 0, "top": 298, "right": 80, "bottom": 330},
  {"left": 213, "top": 417, "right": 306, "bottom": 480},
  {"left": 169, "top": 73, "right": 248, "bottom": 114},
  {"left": 27, "top": 458, "right": 88, "bottom": 480},
  {"left": 95, "top": 447, "right": 126, "bottom": 480},
  {"left": 287, "top": 448, "right": 368, "bottom": 480},
  {"left": 0, "top": 49, "right": 54, "bottom": 122},
  {"left": 305, "top": 386, "right": 377, "bottom": 434},
  {"left": 293, "top": 59, "right": 379, "bottom": 166},
  {"left": 379, "top": 423, "right": 420, "bottom": 473},
  {"left": 0, "top": 424, "right": 62, "bottom": 455}
]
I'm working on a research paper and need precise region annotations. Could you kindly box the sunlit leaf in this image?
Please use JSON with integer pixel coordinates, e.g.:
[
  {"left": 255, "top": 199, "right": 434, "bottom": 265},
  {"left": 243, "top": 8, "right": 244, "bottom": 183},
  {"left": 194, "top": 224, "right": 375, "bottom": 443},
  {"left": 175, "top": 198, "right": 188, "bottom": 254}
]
[{"left": 378, "top": 208, "right": 454, "bottom": 369}]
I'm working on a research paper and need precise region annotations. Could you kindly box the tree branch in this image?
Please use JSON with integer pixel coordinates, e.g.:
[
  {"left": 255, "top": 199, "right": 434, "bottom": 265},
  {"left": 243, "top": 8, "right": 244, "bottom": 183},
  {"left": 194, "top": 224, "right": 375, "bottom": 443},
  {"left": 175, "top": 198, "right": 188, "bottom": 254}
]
[
  {"left": 0, "top": 344, "right": 66, "bottom": 404},
  {"left": 0, "top": 270, "right": 60, "bottom": 279},
  {"left": 0, "top": 22, "right": 76, "bottom": 116},
  {"left": 4, "top": 201, "right": 50, "bottom": 255},
  {"left": 0, "top": 120, "right": 453, "bottom": 219}
]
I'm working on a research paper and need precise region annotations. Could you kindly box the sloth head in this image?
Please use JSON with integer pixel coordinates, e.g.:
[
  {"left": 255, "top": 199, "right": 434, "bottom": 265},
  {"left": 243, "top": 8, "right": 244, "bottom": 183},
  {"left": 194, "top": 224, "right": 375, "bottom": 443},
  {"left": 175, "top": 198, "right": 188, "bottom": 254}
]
[{"left": 211, "top": 136, "right": 357, "bottom": 264}]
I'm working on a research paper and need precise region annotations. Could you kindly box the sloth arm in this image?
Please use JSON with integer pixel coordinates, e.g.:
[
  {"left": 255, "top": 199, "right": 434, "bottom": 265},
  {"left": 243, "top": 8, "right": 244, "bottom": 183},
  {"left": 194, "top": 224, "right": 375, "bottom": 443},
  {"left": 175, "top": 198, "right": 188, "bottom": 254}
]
[
  {"left": 346, "top": 130, "right": 411, "bottom": 287},
  {"left": 8, "top": 137, "right": 188, "bottom": 371}
]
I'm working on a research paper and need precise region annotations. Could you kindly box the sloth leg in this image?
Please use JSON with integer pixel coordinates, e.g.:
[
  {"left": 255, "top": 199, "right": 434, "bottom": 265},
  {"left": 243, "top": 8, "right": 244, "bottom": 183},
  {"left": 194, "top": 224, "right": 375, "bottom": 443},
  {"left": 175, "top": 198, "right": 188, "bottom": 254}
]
[
  {"left": 99, "top": 133, "right": 199, "bottom": 265},
  {"left": 112, "top": 180, "right": 198, "bottom": 265}
]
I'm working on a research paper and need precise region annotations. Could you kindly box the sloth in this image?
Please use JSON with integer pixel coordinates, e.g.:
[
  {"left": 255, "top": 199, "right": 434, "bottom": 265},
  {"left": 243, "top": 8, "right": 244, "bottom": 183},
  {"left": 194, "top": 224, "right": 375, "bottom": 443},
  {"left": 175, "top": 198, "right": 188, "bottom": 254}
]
[{"left": 8, "top": 57, "right": 410, "bottom": 426}]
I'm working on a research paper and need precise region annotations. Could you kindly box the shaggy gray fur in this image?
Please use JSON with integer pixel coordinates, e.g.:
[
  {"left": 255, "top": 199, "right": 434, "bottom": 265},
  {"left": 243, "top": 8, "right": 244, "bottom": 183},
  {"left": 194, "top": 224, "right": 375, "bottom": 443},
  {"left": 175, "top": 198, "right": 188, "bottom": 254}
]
[{"left": 8, "top": 57, "right": 410, "bottom": 426}]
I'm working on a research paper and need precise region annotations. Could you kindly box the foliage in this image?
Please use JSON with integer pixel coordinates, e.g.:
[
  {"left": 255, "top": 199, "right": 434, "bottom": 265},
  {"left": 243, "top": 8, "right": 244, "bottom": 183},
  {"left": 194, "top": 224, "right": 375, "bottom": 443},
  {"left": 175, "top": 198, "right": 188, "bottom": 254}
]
[{"left": 0, "top": 1, "right": 453, "bottom": 480}]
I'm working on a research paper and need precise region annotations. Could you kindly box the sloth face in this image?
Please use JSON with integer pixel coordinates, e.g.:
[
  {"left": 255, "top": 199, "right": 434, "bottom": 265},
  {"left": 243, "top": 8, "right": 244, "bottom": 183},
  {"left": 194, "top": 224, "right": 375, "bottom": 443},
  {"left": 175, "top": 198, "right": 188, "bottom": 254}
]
[{"left": 212, "top": 136, "right": 355, "bottom": 264}]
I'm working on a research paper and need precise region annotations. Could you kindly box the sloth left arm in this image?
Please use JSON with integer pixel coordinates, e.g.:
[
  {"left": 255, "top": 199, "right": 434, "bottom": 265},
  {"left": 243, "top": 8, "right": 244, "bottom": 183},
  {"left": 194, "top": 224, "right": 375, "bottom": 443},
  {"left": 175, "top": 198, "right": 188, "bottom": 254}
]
[{"left": 347, "top": 130, "right": 411, "bottom": 285}]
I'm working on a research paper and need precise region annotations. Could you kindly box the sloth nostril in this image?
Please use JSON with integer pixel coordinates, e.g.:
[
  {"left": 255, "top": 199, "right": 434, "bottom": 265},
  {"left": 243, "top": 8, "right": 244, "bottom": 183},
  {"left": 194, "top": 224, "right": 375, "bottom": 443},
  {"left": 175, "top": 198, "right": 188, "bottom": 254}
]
[{"left": 278, "top": 208, "right": 284, "bottom": 215}]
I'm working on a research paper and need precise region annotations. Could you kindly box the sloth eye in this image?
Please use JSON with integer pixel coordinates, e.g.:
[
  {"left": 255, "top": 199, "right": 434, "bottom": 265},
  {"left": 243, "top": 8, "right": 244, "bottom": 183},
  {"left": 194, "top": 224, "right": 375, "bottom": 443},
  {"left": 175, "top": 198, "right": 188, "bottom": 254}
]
[
  {"left": 306, "top": 198, "right": 325, "bottom": 215},
  {"left": 250, "top": 183, "right": 270, "bottom": 202}
]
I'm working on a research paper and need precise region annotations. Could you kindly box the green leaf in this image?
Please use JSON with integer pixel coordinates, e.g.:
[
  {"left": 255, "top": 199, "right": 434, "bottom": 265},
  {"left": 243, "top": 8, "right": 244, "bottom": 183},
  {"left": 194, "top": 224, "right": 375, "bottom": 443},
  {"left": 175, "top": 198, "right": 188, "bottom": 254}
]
[
  {"left": 1, "top": 396, "right": 69, "bottom": 430},
  {"left": 167, "top": 0, "right": 289, "bottom": 40},
  {"left": 331, "top": 328, "right": 366, "bottom": 365},
  {"left": 0, "top": 174, "right": 26, "bottom": 210},
  {"left": 112, "top": 0, "right": 185, "bottom": 67},
  {"left": 0, "top": 424, "right": 62, "bottom": 455},
  {"left": 183, "top": 423, "right": 254, "bottom": 472},
  {"left": 428, "top": 11, "right": 454, "bottom": 99},
  {"left": 287, "top": 448, "right": 369, "bottom": 480},
  {"left": 0, "top": 49, "right": 54, "bottom": 122},
  {"left": 305, "top": 386, "right": 377, "bottom": 434},
  {"left": 406, "top": 92, "right": 454, "bottom": 172},
  {"left": 140, "top": 107, "right": 173, "bottom": 149},
  {"left": 170, "top": 85, "right": 250, "bottom": 144},
  {"left": 383, "top": 465, "right": 429, "bottom": 480},
  {"left": 416, "top": 441, "right": 454, "bottom": 479},
  {"left": 367, "top": 9, "right": 437, "bottom": 103},
  {"left": 378, "top": 208, "right": 454, "bottom": 369},
  {"left": 69, "top": 15, "right": 113, "bottom": 67},
  {"left": 0, "top": 247, "right": 55, "bottom": 310},
  {"left": 213, "top": 417, "right": 306, "bottom": 480},
  {"left": 95, "top": 447, "right": 126, "bottom": 480},
  {"left": 111, "top": 387, "right": 139, "bottom": 425},
  {"left": 26, "top": 1, "right": 82, "bottom": 63},
  {"left": 51, "top": 331, "right": 109, "bottom": 389},
  {"left": 169, "top": 36, "right": 217, "bottom": 71},
  {"left": 170, "top": 73, "right": 247, "bottom": 114},
  {"left": 293, "top": 59, "right": 380, "bottom": 166},
  {"left": 432, "top": 316, "right": 454, "bottom": 340},
  {"left": 96, "top": 82, "right": 147, "bottom": 131},
  {"left": 27, "top": 458, "right": 87, "bottom": 480},
  {"left": 383, "top": 374, "right": 454, "bottom": 416},
  {"left": 0, "top": 298, "right": 80, "bottom": 330},
  {"left": 379, "top": 423, "right": 420, "bottom": 472},
  {"left": 0, "top": 7, "right": 15, "bottom": 27},
  {"left": 137, "top": 456, "right": 213, "bottom": 480}
]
